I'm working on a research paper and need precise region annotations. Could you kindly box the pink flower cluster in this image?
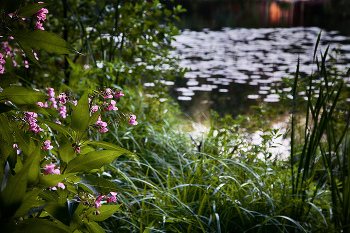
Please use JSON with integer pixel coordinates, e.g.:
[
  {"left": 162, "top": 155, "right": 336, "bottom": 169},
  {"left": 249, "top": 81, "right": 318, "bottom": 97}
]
[
  {"left": 24, "top": 111, "right": 44, "bottom": 134},
  {"left": 0, "top": 53, "right": 5, "bottom": 74},
  {"left": 94, "top": 192, "right": 118, "bottom": 209},
  {"left": 38, "top": 88, "right": 68, "bottom": 118},
  {"left": 129, "top": 114, "right": 138, "bottom": 125},
  {"left": 34, "top": 3, "right": 49, "bottom": 30},
  {"left": 43, "top": 164, "right": 65, "bottom": 189},
  {"left": 43, "top": 140, "right": 53, "bottom": 150},
  {"left": 95, "top": 115, "right": 108, "bottom": 133}
]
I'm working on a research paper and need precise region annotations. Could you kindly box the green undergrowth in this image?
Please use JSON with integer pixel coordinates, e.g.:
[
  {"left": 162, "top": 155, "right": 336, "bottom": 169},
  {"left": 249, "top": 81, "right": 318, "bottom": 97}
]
[{"left": 92, "top": 32, "right": 350, "bottom": 232}]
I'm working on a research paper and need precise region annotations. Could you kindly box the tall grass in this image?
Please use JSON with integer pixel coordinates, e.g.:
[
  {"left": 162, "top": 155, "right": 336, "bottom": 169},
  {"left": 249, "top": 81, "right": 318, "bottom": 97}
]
[{"left": 98, "top": 33, "right": 350, "bottom": 232}]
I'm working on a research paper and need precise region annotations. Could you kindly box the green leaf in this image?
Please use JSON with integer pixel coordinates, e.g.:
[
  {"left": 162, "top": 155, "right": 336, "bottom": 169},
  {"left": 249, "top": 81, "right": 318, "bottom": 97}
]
[
  {"left": 88, "top": 141, "right": 131, "bottom": 154},
  {"left": 13, "top": 154, "right": 23, "bottom": 174},
  {"left": 4, "top": 0, "right": 25, "bottom": 15},
  {"left": 65, "top": 150, "right": 123, "bottom": 174},
  {"left": 0, "top": 73, "right": 18, "bottom": 88},
  {"left": 17, "top": 40, "right": 41, "bottom": 68},
  {"left": 4, "top": 53, "right": 15, "bottom": 72},
  {"left": 1, "top": 86, "right": 47, "bottom": 105},
  {"left": 16, "top": 104, "right": 49, "bottom": 115},
  {"left": 65, "top": 55, "right": 77, "bottom": 69},
  {"left": 89, "top": 110, "right": 100, "bottom": 126},
  {"left": 79, "top": 174, "right": 118, "bottom": 190},
  {"left": 88, "top": 204, "right": 122, "bottom": 221},
  {"left": 10, "top": 29, "right": 76, "bottom": 54},
  {"left": 44, "top": 203, "right": 71, "bottom": 226},
  {"left": 17, "top": 3, "right": 51, "bottom": 18},
  {"left": 0, "top": 114, "right": 14, "bottom": 144},
  {"left": 38, "top": 118, "right": 72, "bottom": 138},
  {"left": 143, "top": 221, "right": 155, "bottom": 233},
  {"left": 59, "top": 135, "right": 76, "bottom": 163},
  {"left": 21, "top": 145, "right": 42, "bottom": 186},
  {"left": 13, "top": 218, "right": 70, "bottom": 233},
  {"left": 71, "top": 91, "right": 90, "bottom": 140},
  {"left": 0, "top": 139, "right": 13, "bottom": 161},
  {"left": 84, "top": 221, "right": 105, "bottom": 233},
  {"left": 13, "top": 189, "right": 42, "bottom": 218},
  {"left": 0, "top": 162, "right": 28, "bottom": 218},
  {"left": 70, "top": 202, "right": 87, "bottom": 232},
  {"left": 39, "top": 174, "right": 67, "bottom": 189},
  {"left": 14, "top": 127, "right": 36, "bottom": 156},
  {"left": 0, "top": 102, "right": 16, "bottom": 113}
]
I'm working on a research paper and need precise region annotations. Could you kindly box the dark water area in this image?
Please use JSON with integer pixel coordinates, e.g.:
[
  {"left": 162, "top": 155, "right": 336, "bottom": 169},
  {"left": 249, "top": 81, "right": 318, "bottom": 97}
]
[
  {"left": 171, "top": 0, "right": 350, "bottom": 35},
  {"left": 158, "top": 1, "right": 350, "bottom": 121}
]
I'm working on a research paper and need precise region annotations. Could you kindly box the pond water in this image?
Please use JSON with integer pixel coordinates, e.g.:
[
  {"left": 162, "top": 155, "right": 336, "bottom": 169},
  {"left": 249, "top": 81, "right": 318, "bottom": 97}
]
[{"left": 155, "top": 1, "right": 350, "bottom": 120}]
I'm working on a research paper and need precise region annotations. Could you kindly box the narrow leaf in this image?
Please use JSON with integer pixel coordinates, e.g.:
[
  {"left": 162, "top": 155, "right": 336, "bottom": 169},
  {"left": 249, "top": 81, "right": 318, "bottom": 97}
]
[
  {"left": 1, "top": 86, "right": 47, "bottom": 105},
  {"left": 10, "top": 29, "right": 76, "bottom": 54},
  {"left": 13, "top": 189, "right": 42, "bottom": 218},
  {"left": 59, "top": 135, "right": 76, "bottom": 163},
  {"left": 79, "top": 174, "right": 118, "bottom": 190},
  {"left": 39, "top": 174, "right": 67, "bottom": 189},
  {"left": 17, "top": 3, "right": 51, "bottom": 18},
  {"left": 44, "top": 203, "right": 71, "bottom": 226},
  {"left": 17, "top": 40, "right": 41, "bottom": 68},
  {"left": 84, "top": 221, "right": 105, "bottom": 233},
  {"left": 65, "top": 150, "right": 123, "bottom": 174},
  {"left": 88, "top": 204, "right": 122, "bottom": 221},
  {"left": 14, "top": 218, "right": 70, "bottom": 233},
  {"left": 88, "top": 141, "right": 131, "bottom": 154},
  {"left": 0, "top": 114, "right": 14, "bottom": 144},
  {"left": 14, "top": 127, "right": 36, "bottom": 156},
  {"left": 0, "top": 162, "right": 28, "bottom": 218},
  {"left": 21, "top": 145, "right": 42, "bottom": 186},
  {"left": 38, "top": 118, "right": 72, "bottom": 138},
  {"left": 71, "top": 91, "right": 90, "bottom": 140},
  {"left": 0, "top": 73, "right": 18, "bottom": 88}
]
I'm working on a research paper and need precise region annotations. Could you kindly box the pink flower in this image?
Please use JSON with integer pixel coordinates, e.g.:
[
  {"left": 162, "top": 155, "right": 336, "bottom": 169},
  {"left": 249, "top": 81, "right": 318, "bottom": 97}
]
[
  {"left": 75, "top": 147, "right": 81, "bottom": 154},
  {"left": 47, "top": 87, "right": 55, "bottom": 97},
  {"left": 94, "top": 201, "right": 101, "bottom": 209},
  {"left": 13, "top": 144, "right": 20, "bottom": 155},
  {"left": 34, "top": 8, "right": 48, "bottom": 22},
  {"left": 44, "top": 164, "right": 60, "bottom": 175},
  {"left": 98, "top": 123, "right": 108, "bottom": 133},
  {"left": 43, "top": 164, "right": 65, "bottom": 189},
  {"left": 91, "top": 105, "right": 99, "bottom": 114},
  {"left": 58, "top": 93, "right": 67, "bottom": 104},
  {"left": 37, "top": 101, "right": 48, "bottom": 107},
  {"left": 107, "top": 192, "right": 117, "bottom": 203},
  {"left": 59, "top": 106, "right": 67, "bottom": 118},
  {"left": 96, "top": 195, "right": 105, "bottom": 202},
  {"left": 43, "top": 140, "right": 53, "bottom": 150},
  {"left": 25, "top": 112, "right": 44, "bottom": 134},
  {"left": 34, "top": 22, "right": 45, "bottom": 30},
  {"left": 0, "top": 53, "right": 5, "bottom": 74},
  {"left": 33, "top": 51, "right": 39, "bottom": 60},
  {"left": 56, "top": 182, "right": 65, "bottom": 189},
  {"left": 34, "top": 4, "right": 48, "bottom": 30},
  {"left": 104, "top": 100, "right": 118, "bottom": 111},
  {"left": 84, "top": 64, "right": 89, "bottom": 70},
  {"left": 129, "top": 114, "right": 138, "bottom": 125},
  {"left": 103, "top": 88, "right": 113, "bottom": 99},
  {"left": 72, "top": 100, "right": 78, "bottom": 106},
  {"left": 115, "top": 91, "right": 124, "bottom": 99}
]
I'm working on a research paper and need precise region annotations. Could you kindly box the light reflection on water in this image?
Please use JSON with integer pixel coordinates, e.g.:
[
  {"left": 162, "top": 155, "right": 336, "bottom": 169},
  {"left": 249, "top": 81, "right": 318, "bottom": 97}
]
[{"left": 164, "top": 27, "right": 350, "bottom": 120}]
